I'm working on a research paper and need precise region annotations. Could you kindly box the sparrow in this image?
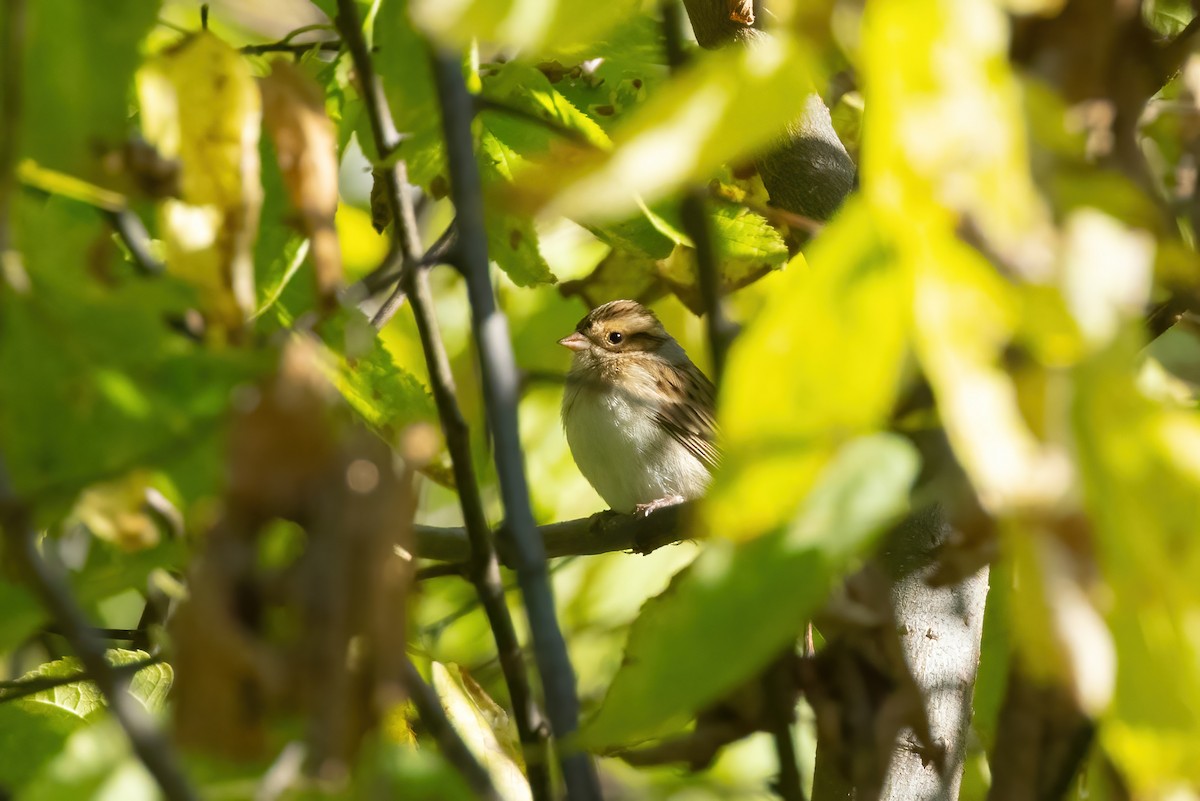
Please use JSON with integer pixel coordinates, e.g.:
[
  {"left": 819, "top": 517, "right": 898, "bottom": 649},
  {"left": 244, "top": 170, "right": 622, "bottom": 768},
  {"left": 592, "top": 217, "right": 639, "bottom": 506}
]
[{"left": 559, "top": 300, "right": 718, "bottom": 515}]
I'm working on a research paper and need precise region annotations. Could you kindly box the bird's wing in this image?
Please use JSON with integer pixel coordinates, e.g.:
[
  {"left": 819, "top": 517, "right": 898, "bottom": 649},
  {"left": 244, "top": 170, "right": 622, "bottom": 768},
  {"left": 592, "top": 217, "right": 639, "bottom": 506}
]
[{"left": 653, "top": 361, "right": 720, "bottom": 471}]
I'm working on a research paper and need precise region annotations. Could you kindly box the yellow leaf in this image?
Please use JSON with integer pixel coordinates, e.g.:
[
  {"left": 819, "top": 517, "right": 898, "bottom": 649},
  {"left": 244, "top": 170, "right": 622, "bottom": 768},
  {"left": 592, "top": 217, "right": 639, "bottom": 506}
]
[
  {"left": 704, "top": 198, "right": 910, "bottom": 540},
  {"left": 138, "top": 32, "right": 262, "bottom": 332}
]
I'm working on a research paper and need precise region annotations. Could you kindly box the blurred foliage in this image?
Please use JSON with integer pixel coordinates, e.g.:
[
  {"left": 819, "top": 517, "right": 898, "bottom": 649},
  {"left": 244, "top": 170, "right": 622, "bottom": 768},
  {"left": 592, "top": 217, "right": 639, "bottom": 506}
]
[{"left": 1, "top": 0, "right": 1200, "bottom": 799}]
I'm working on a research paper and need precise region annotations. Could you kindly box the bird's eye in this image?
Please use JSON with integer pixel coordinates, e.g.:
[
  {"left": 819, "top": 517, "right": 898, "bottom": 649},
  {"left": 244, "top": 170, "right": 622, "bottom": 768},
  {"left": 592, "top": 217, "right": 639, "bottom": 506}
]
[{"left": 607, "top": 331, "right": 623, "bottom": 345}]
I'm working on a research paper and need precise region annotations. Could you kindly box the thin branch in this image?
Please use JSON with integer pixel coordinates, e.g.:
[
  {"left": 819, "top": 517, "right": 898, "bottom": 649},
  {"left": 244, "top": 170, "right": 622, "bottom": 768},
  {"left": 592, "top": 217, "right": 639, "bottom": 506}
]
[
  {"left": 0, "top": 465, "right": 198, "bottom": 801},
  {"left": 430, "top": 50, "right": 601, "bottom": 801},
  {"left": 335, "top": 3, "right": 554, "bottom": 797},
  {"left": 241, "top": 25, "right": 340, "bottom": 57},
  {"left": 764, "top": 656, "right": 806, "bottom": 801},
  {"left": 681, "top": 187, "right": 732, "bottom": 382},
  {"left": 663, "top": 1, "right": 732, "bottom": 381},
  {"left": 369, "top": 281, "right": 407, "bottom": 329},
  {"left": 354, "top": 222, "right": 457, "bottom": 301},
  {"left": 404, "top": 660, "right": 500, "bottom": 801},
  {"left": 0, "top": 655, "right": 163, "bottom": 703},
  {"left": 403, "top": 255, "right": 554, "bottom": 800},
  {"left": 105, "top": 207, "right": 165, "bottom": 275},
  {"left": 241, "top": 41, "right": 341, "bottom": 55},
  {"left": 334, "top": 1, "right": 400, "bottom": 160}
]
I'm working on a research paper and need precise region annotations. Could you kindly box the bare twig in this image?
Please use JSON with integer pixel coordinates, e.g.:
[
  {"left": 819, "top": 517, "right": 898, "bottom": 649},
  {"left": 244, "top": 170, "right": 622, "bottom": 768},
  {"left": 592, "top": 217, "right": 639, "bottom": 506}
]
[
  {"left": 241, "top": 25, "right": 340, "bottom": 57},
  {"left": 404, "top": 660, "right": 500, "bottom": 801},
  {"left": 430, "top": 50, "right": 602, "bottom": 800},
  {"left": 0, "top": 464, "right": 198, "bottom": 801},
  {"left": 354, "top": 223, "right": 457, "bottom": 301},
  {"left": 0, "top": 655, "right": 163, "bottom": 703},
  {"left": 334, "top": 3, "right": 553, "bottom": 797}
]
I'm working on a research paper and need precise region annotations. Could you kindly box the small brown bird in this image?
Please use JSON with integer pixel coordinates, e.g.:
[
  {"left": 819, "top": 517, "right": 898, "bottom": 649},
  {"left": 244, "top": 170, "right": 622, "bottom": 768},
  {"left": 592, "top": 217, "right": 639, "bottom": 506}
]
[{"left": 559, "top": 300, "right": 718, "bottom": 514}]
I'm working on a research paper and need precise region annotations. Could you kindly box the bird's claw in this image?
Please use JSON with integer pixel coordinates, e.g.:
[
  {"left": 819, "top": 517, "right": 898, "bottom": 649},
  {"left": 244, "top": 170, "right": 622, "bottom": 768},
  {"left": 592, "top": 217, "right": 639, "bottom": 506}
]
[{"left": 634, "top": 495, "right": 685, "bottom": 518}]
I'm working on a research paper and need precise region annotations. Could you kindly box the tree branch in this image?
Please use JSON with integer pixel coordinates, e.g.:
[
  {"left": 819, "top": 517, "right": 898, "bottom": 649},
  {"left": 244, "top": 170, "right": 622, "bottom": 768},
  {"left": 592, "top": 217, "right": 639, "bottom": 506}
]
[
  {"left": 415, "top": 502, "right": 694, "bottom": 564},
  {"left": 429, "top": 50, "right": 601, "bottom": 801},
  {"left": 334, "top": 3, "right": 554, "bottom": 797}
]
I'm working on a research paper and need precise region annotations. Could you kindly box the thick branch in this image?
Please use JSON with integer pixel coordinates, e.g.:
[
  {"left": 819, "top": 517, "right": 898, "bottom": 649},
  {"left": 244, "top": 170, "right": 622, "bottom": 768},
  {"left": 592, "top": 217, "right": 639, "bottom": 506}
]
[
  {"left": 334, "top": 3, "right": 553, "bottom": 796},
  {"left": 429, "top": 50, "right": 601, "bottom": 801}
]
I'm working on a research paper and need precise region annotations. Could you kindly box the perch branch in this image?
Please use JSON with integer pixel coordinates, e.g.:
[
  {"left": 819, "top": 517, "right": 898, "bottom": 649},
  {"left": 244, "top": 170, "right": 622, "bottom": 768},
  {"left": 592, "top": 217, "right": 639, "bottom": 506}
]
[
  {"left": 415, "top": 502, "right": 695, "bottom": 564},
  {"left": 430, "top": 50, "right": 601, "bottom": 801}
]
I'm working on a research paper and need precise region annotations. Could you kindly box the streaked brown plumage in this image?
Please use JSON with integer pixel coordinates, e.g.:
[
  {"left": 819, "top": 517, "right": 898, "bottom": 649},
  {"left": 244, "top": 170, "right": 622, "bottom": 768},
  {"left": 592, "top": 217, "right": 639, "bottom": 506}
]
[{"left": 559, "top": 300, "right": 717, "bottom": 514}]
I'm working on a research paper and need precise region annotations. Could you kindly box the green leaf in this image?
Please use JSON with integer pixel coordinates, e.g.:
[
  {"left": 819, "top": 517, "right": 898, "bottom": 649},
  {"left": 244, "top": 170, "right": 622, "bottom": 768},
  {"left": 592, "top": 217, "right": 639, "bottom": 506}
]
[
  {"left": 411, "top": 0, "right": 640, "bottom": 55},
  {"left": 21, "top": 0, "right": 160, "bottom": 182},
  {"left": 431, "top": 662, "right": 532, "bottom": 800},
  {"left": 528, "top": 33, "right": 817, "bottom": 222},
  {"left": 313, "top": 309, "right": 438, "bottom": 436},
  {"left": 481, "top": 61, "right": 612, "bottom": 153},
  {"left": 705, "top": 198, "right": 910, "bottom": 541},
  {"left": 0, "top": 197, "right": 269, "bottom": 503},
  {"left": 374, "top": 0, "right": 444, "bottom": 180},
  {"left": 0, "top": 651, "right": 170, "bottom": 790},
  {"left": 480, "top": 131, "right": 556, "bottom": 287},
  {"left": 578, "top": 433, "right": 919, "bottom": 750}
]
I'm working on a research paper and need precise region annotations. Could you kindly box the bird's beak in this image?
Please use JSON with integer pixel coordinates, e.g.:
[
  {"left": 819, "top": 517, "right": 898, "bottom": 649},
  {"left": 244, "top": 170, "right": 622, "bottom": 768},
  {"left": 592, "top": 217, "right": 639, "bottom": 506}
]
[{"left": 558, "top": 332, "right": 589, "bottom": 352}]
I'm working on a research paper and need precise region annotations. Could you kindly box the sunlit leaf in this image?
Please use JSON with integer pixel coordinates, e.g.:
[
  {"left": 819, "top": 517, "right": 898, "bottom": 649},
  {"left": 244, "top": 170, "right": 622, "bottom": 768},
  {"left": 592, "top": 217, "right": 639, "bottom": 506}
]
[
  {"left": 431, "top": 662, "right": 532, "bottom": 801},
  {"left": 861, "top": 0, "right": 1050, "bottom": 267},
  {"left": 578, "top": 434, "right": 919, "bottom": 749},
  {"left": 411, "top": 0, "right": 640, "bottom": 55},
  {"left": 705, "top": 198, "right": 910, "bottom": 541},
  {"left": 525, "top": 33, "right": 817, "bottom": 222},
  {"left": 1074, "top": 334, "right": 1200, "bottom": 793},
  {"left": 138, "top": 31, "right": 263, "bottom": 332},
  {"left": 0, "top": 652, "right": 171, "bottom": 790}
]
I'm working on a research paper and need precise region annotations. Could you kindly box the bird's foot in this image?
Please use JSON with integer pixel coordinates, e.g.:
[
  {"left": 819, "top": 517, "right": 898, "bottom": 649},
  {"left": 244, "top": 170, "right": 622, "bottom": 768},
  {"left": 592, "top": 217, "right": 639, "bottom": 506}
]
[{"left": 634, "top": 495, "right": 685, "bottom": 518}]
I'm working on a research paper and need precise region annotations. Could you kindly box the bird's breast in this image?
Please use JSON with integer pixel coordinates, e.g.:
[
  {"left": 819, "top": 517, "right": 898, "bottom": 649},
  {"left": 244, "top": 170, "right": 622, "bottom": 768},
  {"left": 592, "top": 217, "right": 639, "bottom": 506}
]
[{"left": 562, "top": 381, "right": 709, "bottom": 513}]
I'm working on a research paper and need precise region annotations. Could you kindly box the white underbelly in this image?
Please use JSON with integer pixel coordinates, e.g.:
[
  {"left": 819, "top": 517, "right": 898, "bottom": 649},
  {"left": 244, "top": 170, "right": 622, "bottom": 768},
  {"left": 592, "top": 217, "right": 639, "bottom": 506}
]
[{"left": 563, "top": 384, "right": 709, "bottom": 513}]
